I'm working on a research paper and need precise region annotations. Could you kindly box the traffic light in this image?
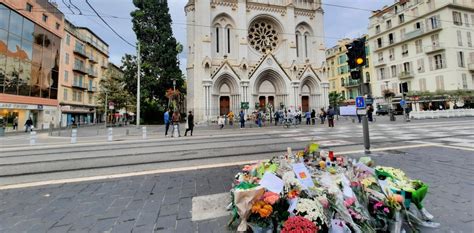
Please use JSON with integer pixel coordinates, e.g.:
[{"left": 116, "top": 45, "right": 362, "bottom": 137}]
[
  {"left": 350, "top": 70, "right": 361, "bottom": 80},
  {"left": 399, "top": 82, "right": 408, "bottom": 93},
  {"left": 346, "top": 38, "right": 367, "bottom": 69}
]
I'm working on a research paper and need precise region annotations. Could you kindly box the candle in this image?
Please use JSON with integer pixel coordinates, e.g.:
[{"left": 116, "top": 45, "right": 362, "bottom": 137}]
[
  {"left": 319, "top": 161, "right": 326, "bottom": 169},
  {"left": 328, "top": 151, "right": 335, "bottom": 161}
]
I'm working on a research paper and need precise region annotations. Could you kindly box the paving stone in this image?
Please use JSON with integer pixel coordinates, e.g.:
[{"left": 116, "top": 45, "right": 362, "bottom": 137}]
[
  {"left": 158, "top": 204, "right": 178, "bottom": 217},
  {"left": 154, "top": 215, "right": 176, "bottom": 231}
]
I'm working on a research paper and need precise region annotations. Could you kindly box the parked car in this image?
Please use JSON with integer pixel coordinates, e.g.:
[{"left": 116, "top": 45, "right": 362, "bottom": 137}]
[{"left": 376, "top": 106, "right": 389, "bottom": 116}]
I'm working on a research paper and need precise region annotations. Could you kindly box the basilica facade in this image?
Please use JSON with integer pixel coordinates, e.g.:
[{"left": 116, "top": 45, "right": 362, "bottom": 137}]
[{"left": 185, "top": 0, "right": 329, "bottom": 123}]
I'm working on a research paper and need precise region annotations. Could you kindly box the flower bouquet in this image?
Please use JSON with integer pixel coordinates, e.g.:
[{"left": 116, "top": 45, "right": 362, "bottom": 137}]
[{"left": 281, "top": 216, "right": 318, "bottom": 233}]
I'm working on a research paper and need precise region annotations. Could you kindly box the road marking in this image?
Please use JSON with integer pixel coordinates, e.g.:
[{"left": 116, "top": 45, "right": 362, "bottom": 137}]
[{"left": 192, "top": 193, "right": 230, "bottom": 221}]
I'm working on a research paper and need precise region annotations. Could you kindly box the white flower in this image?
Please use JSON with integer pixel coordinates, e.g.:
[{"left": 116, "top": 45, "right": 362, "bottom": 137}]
[{"left": 294, "top": 198, "right": 328, "bottom": 225}]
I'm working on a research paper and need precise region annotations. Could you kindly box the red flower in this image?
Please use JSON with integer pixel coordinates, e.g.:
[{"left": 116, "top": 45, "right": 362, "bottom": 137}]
[{"left": 281, "top": 216, "right": 318, "bottom": 233}]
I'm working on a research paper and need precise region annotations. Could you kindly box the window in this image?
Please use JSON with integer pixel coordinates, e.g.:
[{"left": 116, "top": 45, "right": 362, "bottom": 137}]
[
  {"left": 42, "top": 14, "right": 48, "bottom": 22},
  {"left": 399, "top": 14, "right": 405, "bottom": 24},
  {"left": 391, "top": 65, "right": 397, "bottom": 77},
  {"left": 227, "top": 28, "right": 230, "bottom": 54},
  {"left": 431, "top": 34, "right": 440, "bottom": 47},
  {"left": 434, "top": 54, "right": 445, "bottom": 69},
  {"left": 88, "top": 93, "right": 93, "bottom": 104},
  {"left": 375, "top": 25, "right": 380, "bottom": 34},
  {"left": 415, "top": 39, "right": 423, "bottom": 53},
  {"left": 64, "top": 71, "right": 68, "bottom": 82},
  {"left": 389, "top": 48, "right": 395, "bottom": 61},
  {"left": 215, "top": 27, "right": 219, "bottom": 53},
  {"left": 457, "top": 30, "right": 463, "bottom": 46},
  {"left": 412, "top": 7, "right": 419, "bottom": 17},
  {"left": 465, "top": 14, "right": 470, "bottom": 27},
  {"left": 66, "top": 34, "right": 70, "bottom": 45},
  {"left": 295, "top": 34, "right": 299, "bottom": 57},
  {"left": 400, "top": 28, "right": 406, "bottom": 40},
  {"left": 417, "top": 58, "right": 425, "bottom": 73},
  {"left": 435, "top": 75, "right": 444, "bottom": 90},
  {"left": 26, "top": 3, "right": 33, "bottom": 12},
  {"left": 402, "top": 44, "right": 408, "bottom": 57},
  {"left": 415, "top": 22, "right": 421, "bottom": 30},
  {"left": 468, "top": 32, "right": 472, "bottom": 47},
  {"left": 377, "top": 38, "right": 382, "bottom": 48},
  {"left": 365, "top": 72, "right": 370, "bottom": 82},
  {"left": 304, "top": 35, "right": 308, "bottom": 58},
  {"left": 379, "top": 67, "right": 386, "bottom": 80},
  {"left": 462, "top": 74, "right": 468, "bottom": 89},
  {"left": 453, "top": 11, "right": 462, "bottom": 26},
  {"left": 419, "top": 78, "right": 427, "bottom": 91},
  {"left": 56, "top": 23, "right": 60, "bottom": 30},
  {"left": 386, "top": 20, "right": 392, "bottom": 29},
  {"left": 458, "top": 51, "right": 465, "bottom": 67},
  {"left": 63, "top": 89, "right": 68, "bottom": 101},
  {"left": 403, "top": 62, "right": 411, "bottom": 73},
  {"left": 378, "top": 52, "right": 383, "bottom": 62},
  {"left": 65, "top": 53, "right": 69, "bottom": 64},
  {"left": 428, "top": 15, "right": 440, "bottom": 29},
  {"left": 388, "top": 33, "right": 394, "bottom": 44}
]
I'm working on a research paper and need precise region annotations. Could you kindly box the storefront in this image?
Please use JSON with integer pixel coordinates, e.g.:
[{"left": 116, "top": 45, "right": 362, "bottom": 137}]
[
  {"left": 0, "top": 102, "right": 58, "bottom": 130},
  {"left": 60, "top": 105, "right": 95, "bottom": 127}
]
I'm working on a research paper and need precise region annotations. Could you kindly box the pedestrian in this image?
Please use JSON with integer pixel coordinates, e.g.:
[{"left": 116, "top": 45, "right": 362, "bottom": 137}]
[
  {"left": 327, "top": 107, "right": 335, "bottom": 128},
  {"left": 319, "top": 108, "right": 326, "bottom": 124},
  {"left": 171, "top": 110, "right": 181, "bottom": 137},
  {"left": 218, "top": 115, "right": 225, "bottom": 129},
  {"left": 357, "top": 114, "right": 362, "bottom": 123},
  {"left": 274, "top": 110, "right": 279, "bottom": 126},
  {"left": 239, "top": 110, "right": 245, "bottom": 129},
  {"left": 311, "top": 109, "right": 316, "bottom": 125},
  {"left": 24, "top": 117, "right": 33, "bottom": 132},
  {"left": 305, "top": 110, "right": 311, "bottom": 125},
  {"left": 184, "top": 111, "right": 194, "bottom": 136},
  {"left": 228, "top": 111, "right": 234, "bottom": 126},
  {"left": 164, "top": 109, "right": 171, "bottom": 137},
  {"left": 257, "top": 110, "right": 263, "bottom": 127},
  {"left": 13, "top": 116, "right": 18, "bottom": 130},
  {"left": 367, "top": 105, "right": 374, "bottom": 122}
]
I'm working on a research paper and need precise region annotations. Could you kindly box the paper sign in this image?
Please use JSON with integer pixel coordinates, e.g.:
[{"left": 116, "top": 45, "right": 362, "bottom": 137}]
[
  {"left": 259, "top": 172, "right": 284, "bottom": 194},
  {"left": 292, "top": 163, "right": 315, "bottom": 189},
  {"left": 288, "top": 197, "right": 298, "bottom": 213},
  {"left": 341, "top": 175, "right": 355, "bottom": 198}
]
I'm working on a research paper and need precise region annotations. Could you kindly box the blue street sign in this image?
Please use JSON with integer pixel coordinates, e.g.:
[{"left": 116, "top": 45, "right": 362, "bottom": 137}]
[
  {"left": 400, "top": 99, "right": 406, "bottom": 107},
  {"left": 366, "top": 97, "right": 373, "bottom": 105},
  {"left": 356, "top": 96, "right": 365, "bottom": 109}
]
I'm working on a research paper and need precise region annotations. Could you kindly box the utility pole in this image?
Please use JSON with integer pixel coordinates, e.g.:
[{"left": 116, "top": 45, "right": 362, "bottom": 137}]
[
  {"left": 104, "top": 91, "right": 107, "bottom": 129},
  {"left": 136, "top": 42, "right": 141, "bottom": 127}
]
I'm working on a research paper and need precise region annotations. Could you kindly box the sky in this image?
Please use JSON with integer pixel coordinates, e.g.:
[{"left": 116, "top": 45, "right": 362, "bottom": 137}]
[{"left": 58, "top": 0, "right": 394, "bottom": 72}]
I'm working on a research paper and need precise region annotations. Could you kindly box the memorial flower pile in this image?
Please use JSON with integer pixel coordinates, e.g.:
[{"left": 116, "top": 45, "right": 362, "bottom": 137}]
[{"left": 228, "top": 143, "right": 440, "bottom": 232}]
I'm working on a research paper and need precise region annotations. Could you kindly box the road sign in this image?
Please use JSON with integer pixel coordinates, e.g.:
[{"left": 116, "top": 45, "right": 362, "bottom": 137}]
[
  {"left": 357, "top": 109, "right": 367, "bottom": 115},
  {"left": 356, "top": 96, "right": 365, "bottom": 109},
  {"left": 108, "top": 101, "right": 115, "bottom": 110},
  {"left": 365, "top": 97, "right": 373, "bottom": 105},
  {"left": 241, "top": 102, "right": 249, "bottom": 110},
  {"left": 400, "top": 99, "right": 407, "bottom": 108}
]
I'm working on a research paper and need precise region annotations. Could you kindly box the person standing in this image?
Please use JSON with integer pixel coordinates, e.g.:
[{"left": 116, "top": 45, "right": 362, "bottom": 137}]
[
  {"left": 171, "top": 110, "right": 181, "bottom": 137},
  {"left": 164, "top": 109, "right": 171, "bottom": 137},
  {"left": 228, "top": 111, "right": 234, "bottom": 127},
  {"left": 274, "top": 110, "right": 279, "bottom": 126},
  {"left": 24, "top": 117, "right": 33, "bottom": 132},
  {"left": 218, "top": 115, "right": 225, "bottom": 129},
  {"left": 319, "top": 108, "right": 326, "bottom": 124},
  {"left": 13, "top": 116, "right": 18, "bottom": 130},
  {"left": 257, "top": 110, "right": 263, "bottom": 127},
  {"left": 239, "top": 110, "right": 245, "bottom": 129},
  {"left": 327, "top": 107, "right": 335, "bottom": 128},
  {"left": 184, "top": 111, "right": 194, "bottom": 136},
  {"left": 367, "top": 105, "right": 374, "bottom": 122},
  {"left": 311, "top": 109, "right": 316, "bottom": 125},
  {"left": 305, "top": 110, "right": 311, "bottom": 125}
]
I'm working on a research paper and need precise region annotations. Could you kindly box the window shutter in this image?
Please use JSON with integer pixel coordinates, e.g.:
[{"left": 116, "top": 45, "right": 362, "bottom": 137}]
[{"left": 429, "top": 56, "right": 433, "bottom": 71}]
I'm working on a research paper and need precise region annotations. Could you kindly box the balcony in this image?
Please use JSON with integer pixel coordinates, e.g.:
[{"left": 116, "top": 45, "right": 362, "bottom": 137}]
[
  {"left": 73, "top": 46, "right": 87, "bottom": 58},
  {"left": 88, "top": 68, "right": 98, "bottom": 78},
  {"left": 345, "top": 80, "right": 360, "bottom": 87},
  {"left": 374, "top": 59, "right": 386, "bottom": 67},
  {"left": 88, "top": 54, "right": 98, "bottom": 64},
  {"left": 87, "top": 86, "right": 97, "bottom": 92},
  {"left": 468, "top": 63, "right": 474, "bottom": 72},
  {"left": 72, "top": 81, "right": 87, "bottom": 90},
  {"left": 425, "top": 43, "right": 445, "bottom": 54},
  {"left": 404, "top": 28, "right": 424, "bottom": 41},
  {"left": 399, "top": 71, "right": 414, "bottom": 79},
  {"left": 73, "top": 64, "right": 87, "bottom": 74}
]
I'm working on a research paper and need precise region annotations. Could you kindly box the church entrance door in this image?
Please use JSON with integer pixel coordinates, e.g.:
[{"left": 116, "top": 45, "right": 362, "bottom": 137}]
[
  {"left": 302, "top": 96, "right": 309, "bottom": 112},
  {"left": 220, "top": 96, "right": 230, "bottom": 116}
]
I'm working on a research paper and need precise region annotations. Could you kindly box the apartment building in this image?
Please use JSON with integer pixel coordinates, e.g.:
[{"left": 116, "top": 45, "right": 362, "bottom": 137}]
[
  {"left": 59, "top": 20, "right": 109, "bottom": 126},
  {"left": 325, "top": 36, "right": 373, "bottom": 101},
  {"left": 368, "top": 0, "right": 474, "bottom": 110},
  {"left": 0, "top": 0, "right": 64, "bottom": 130}
]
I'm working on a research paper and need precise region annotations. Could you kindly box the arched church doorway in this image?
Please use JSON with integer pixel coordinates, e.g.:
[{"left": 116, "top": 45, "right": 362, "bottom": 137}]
[
  {"left": 253, "top": 70, "right": 288, "bottom": 111},
  {"left": 220, "top": 96, "right": 230, "bottom": 115},
  {"left": 302, "top": 96, "right": 309, "bottom": 112}
]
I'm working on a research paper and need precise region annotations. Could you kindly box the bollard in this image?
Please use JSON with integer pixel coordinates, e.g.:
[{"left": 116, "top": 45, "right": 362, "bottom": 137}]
[
  {"left": 71, "top": 129, "right": 77, "bottom": 144},
  {"left": 142, "top": 126, "right": 147, "bottom": 140},
  {"left": 30, "top": 131, "right": 37, "bottom": 146},
  {"left": 107, "top": 128, "right": 113, "bottom": 142}
]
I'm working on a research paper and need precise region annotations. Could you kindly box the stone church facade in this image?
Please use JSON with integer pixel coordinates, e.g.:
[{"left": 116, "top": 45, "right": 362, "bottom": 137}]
[{"left": 185, "top": 0, "right": 329, "bottom": 123}]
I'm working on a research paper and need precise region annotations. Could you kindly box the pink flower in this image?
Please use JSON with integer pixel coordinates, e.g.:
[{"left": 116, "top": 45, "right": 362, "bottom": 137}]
[
  {"left": 262, "top": 191, "right": 280, "bottom": 205},
  {"left": 383, "top": 207, "right": 390, "bottom": 213},
  {"left": 318, "top": 197, "right": 329, "bottom": 208},
  {"left": 242, "top": 165, "right": 254, "bottom": 172},
  {"left": 344, "top": 197, "right": 356, "bottom": 207},
  {"left": 374, "top": 202, "right": 383, "bottom": 209}
]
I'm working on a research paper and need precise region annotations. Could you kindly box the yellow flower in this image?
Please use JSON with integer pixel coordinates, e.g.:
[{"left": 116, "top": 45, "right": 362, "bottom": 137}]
[{"left": 361, "top": 177, "right": 376, "bottom": 188}]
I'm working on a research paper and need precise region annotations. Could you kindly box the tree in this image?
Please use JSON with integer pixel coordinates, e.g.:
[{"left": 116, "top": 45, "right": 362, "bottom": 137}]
[
  {"left": 131, "top": 0, "right": 184, "bottom": 102},
  {"left": 96, "top": 66, "right": 135, "bottom": 117},
  {"left": 328, "top": 92, "right": 345, "bottom": 108}
]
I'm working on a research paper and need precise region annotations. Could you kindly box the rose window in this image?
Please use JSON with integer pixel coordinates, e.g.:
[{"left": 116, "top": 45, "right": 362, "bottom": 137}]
[{"left": 248, "top": 21, "right": 279, "bottom": 54}]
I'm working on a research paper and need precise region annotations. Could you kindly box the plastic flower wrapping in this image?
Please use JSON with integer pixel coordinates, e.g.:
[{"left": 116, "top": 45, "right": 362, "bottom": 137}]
[{"left": 228, "top": 143, "right": 440, "bottom": 232}]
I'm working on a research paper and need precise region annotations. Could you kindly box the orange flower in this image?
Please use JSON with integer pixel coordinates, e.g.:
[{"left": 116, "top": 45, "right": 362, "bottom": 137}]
[
  {"left": 251, "top": 201, "right": 273, "bottom": 218},
  {"left": 288, "top": 190, "right": 300, "bottom": 199}
]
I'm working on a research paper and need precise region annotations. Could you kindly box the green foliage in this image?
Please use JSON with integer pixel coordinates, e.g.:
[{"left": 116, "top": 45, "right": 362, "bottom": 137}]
[
  {"left": 96, "top": 67, "right": 135, "bottom": 113},
  {"left": 328, "top": 92, "right": 345, "bottom": 107}
]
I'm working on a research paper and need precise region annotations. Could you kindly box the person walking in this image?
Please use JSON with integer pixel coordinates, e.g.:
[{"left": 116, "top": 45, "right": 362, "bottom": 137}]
[
  {"left": 218, "top": 115, "right": 225, "bottom": 129},
  {"left": 171, "top": 110, "right": 181, "bottom": 137},
  {"left": 24, "top": 117, "right": 33, "bottom": 132},
  {"left": 367, "top": 105, "right": 374, "bottom": 122},
  {"left": 305, "top": 110, "right": 311, "bottom": 125},
  {"left": 257, "top": 110, "right": 263, "bottom": 127},
  {"left": 13, "top": 116, "right": 18, "bottom": 130},
  {"left": 164, "top": 109, "right": 171, "bottom": 137},
  {"left": 327, "top": 107, "right": 335, "bottom": 128},
  {"left": 239, "top": 110, "right": 245, "bottom": 129},
  {"left": 311, "top": 109, "right": 316, "bottom": 125},
  {"left": 319, "top": 108, "right": 326, "bottom": 124},
  {"left": 274, "top": 110, "right": 280, "bottom": 126},
  {"left": 184, "top": 111, "right": 194, "bottom": 136},
  {"left": 227, "top": 111, "right": 234, "bottom": 127}
]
